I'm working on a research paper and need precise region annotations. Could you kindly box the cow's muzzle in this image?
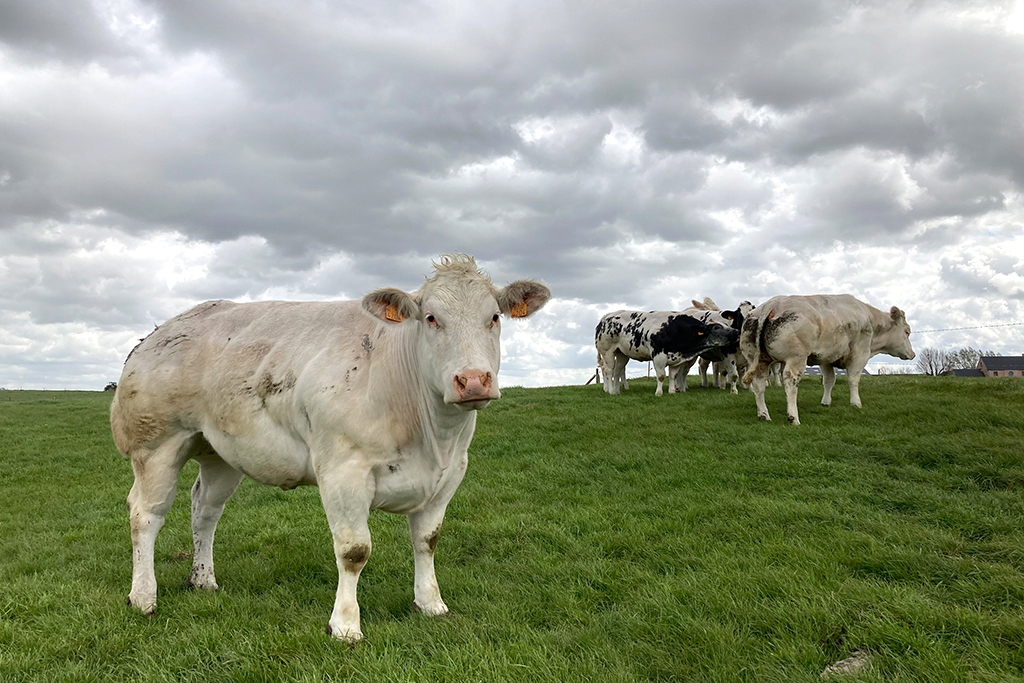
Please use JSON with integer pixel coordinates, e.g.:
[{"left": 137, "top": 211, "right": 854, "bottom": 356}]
[{"left": 449, "top": 370, "right": 499, "bottom": 409}]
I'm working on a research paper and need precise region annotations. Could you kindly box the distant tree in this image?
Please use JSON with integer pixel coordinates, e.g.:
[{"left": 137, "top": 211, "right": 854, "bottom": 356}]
[
  {"left": 916, "top": 347, "right": 947, "bottom": 376},
  {"left": 945, "top": 346, "right": 997, "bottom": 371}
]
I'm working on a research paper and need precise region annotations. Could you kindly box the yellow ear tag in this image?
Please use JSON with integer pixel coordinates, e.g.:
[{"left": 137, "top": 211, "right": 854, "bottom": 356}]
[
  {"left": 384, "top": 304, "right": 403, "bottom": 323},
  {"left": 510, "top": 301, "right": 529, "bottom": 318}
]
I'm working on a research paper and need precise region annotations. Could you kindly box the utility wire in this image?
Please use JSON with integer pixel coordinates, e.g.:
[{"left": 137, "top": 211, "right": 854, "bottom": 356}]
[{"left": 915, "top": 321, "right": 1024, "bottom": 334}]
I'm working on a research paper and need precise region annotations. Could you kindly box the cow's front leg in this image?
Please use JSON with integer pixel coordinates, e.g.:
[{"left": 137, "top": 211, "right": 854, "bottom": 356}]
[
  {"left": 724, "top": 355, "right": 740, "bottom": 394},
  {"left": 846, "top": 357, "right": 868, "bottom": 408},
  {"left": 317, "top": 463, "right": 373, "bottom": 643},
  {"left": 653, "top": 356, "right": 668, "bottom": 396},
  {"left": 408, "top": 504, "right": 450, "bottom": 617},
  {"left": 678, "top": 358, "right": 696, "bottom": 392}
]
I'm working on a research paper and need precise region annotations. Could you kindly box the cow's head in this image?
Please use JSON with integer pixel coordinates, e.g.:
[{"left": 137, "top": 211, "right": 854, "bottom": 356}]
[
  {"left": 881, "top": 306, "right": 915, "bottom": 360},
  {"left": 362, "top": 254, "right": 550, "bottom": 410},
  {"left": 719, "top": 301, "right": 754, "bottom": 331},
  {"left": 656, "top": 312, "right": 741, "bottom": 357},
  {"left": 699, "top": 311, "right": 742, "bottom": 351}
]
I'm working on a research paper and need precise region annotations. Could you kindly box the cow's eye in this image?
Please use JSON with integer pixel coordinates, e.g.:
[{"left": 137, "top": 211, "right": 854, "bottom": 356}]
[
  {"left": 426, "top": 314, "right": 437, "bottom": 326},
  {"left": 492, "top": 313, "right": 500, "bottom": 324}
]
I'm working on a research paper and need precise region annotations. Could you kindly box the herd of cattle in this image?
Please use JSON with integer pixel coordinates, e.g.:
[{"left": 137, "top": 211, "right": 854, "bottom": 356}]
[
  {"left": 108, "top": 254, "right": 914, "bottom": 642},
  {"left": 594, "top": 293, "right": 916, "bottom": 426}
]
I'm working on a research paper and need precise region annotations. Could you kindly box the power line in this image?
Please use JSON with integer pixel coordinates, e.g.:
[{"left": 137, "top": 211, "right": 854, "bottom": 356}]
[{"left": 915, "top": 321, "right": 1024, "bottom": 334}]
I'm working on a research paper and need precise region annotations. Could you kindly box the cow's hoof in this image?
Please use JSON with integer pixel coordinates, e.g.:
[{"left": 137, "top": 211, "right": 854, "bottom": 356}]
[
  {"left": 127, "top": 594, "right": 156, "bottom": 616},
  {"left": 326, "top": 621, "right": 363, "bottom": 645},
  {"left": 413, "top": 600, "right": 450, "bottom": 617},
  {"left": 787, "top": 415, "right": 800, "bottom": 425},
  {"left": 186, "top": 567, "right": 219, "bottom": 591},
  {"left": 757, "top": 413, "right": 770, "bottom": 421},
  {"left": 821, "top": 402, "right": 831, "bottom": 407}
]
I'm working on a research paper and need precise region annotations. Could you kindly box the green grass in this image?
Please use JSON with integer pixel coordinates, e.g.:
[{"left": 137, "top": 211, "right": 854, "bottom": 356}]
[{"left": 1, "top": 377, "right": 1023, "bottom": 682}]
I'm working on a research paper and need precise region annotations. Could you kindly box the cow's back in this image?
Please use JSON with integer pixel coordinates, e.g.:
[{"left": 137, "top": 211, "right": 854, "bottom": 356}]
[
  {"left": 744, "top": 294, "right": 873, "bottom": 364},
  {"left": 111, "top": 299, "right": 369, "bottom": 455}
]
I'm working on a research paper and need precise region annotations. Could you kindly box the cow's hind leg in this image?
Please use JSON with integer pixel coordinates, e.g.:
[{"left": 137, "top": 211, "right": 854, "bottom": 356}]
[
  {"left": 126, "top": 432, "right": 193, "bottom": 614},
  {"left": 188, "top": 448, "right": 244, "bottom": 591},
  {"left": 821, "top": 364, "right": 836, "bottom": 407},
  {"left": 747, "top": 363, "right": 771, "bottom": 421},
  {"left": 782, "top": 358, "right": 808, "bottom": 425}
]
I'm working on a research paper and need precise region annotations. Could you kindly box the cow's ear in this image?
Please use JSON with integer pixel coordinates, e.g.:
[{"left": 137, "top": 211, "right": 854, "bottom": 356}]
[
  {"left": 720, "top": 310, "right": 736, "bottom": 322},
  {"left": 890, "top": 306, "right": 905, "bottom": 322},
  {"left": 362, "top": 288, "right": 420, "bottom": 324},
  {"left": 497, "top": 280, "right": 551, "bottom": 319}
]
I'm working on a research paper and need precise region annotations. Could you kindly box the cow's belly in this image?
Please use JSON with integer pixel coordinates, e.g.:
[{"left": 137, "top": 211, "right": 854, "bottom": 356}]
[
  {"left": 200, "top": 417, "right": 315, "bottom": 489},
  {"left": 618, "top": 344, "right": 652, "bottom": 363},
  {"left": 806, "top": 341, "right": 851, "bottom": 367}
]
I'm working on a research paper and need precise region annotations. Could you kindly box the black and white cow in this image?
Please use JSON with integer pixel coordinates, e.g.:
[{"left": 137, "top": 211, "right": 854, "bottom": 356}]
[
  {"left": 676, "top": 298, "right": 753, "bottom": 394},
  {"left": 595, "top": 310, "right": 740, "bottom": 396}
]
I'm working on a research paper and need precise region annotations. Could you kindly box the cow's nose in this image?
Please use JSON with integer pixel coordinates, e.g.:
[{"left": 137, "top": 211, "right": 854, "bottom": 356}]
[{"left": 453, "top": 370, "right": 494, "bottom": 402}]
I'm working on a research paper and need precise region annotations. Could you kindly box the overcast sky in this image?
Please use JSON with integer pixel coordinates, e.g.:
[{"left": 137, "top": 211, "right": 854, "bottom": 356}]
[{"left": 2, "top": 0, "right": 1023, "bottom": 389}]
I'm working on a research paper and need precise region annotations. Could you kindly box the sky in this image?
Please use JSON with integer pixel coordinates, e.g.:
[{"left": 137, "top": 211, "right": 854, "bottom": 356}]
[{"left": 1, "top": 0, "right": 1023, "bottom": 390}]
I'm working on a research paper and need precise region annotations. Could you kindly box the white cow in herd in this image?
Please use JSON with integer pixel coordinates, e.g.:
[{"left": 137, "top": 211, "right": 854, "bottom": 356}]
[
  {"left": 739, "top": 294, "right": 915, "bottom": 425},
  {"left": 110, "top": 254, "right": 550, "bottom": 643}
]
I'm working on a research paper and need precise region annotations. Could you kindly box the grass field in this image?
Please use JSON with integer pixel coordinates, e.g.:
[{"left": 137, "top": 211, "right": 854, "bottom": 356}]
[{"left": 1, "top": 376, "right": 1023, "bottom": 682}]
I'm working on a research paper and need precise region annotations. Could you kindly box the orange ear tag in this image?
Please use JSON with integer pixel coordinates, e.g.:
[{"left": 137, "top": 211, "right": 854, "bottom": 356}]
[
  {"left": 384, "top": 304, "right": 403, "bottom": 323},
  {"left": 510, "top": 301, "right": 529, "bottom": 318}
]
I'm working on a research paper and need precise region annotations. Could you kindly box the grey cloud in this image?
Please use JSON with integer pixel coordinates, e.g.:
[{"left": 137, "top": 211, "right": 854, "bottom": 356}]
[
  {"left": 0, "top": 1, "right": 121, "bottom": 63},
  {"left": 2, "top": 0, "right": 1024, "bottom": 388}
]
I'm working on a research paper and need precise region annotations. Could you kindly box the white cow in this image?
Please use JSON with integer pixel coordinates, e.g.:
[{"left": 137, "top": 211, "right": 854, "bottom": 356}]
[
  {"left": 110, "top": 254, "right": 550, "bottom": 642},
  {"left": 739, "top": 294, "right": 914, "bottom": 425}
]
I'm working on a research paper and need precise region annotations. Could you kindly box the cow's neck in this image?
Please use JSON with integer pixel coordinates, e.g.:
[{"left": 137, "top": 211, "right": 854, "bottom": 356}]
[
  {"left": 375, "top": 324, "right": 476, "bottom": 470},
  {"left": 867, "top": 305, "right": 895, "bottom": 354}
]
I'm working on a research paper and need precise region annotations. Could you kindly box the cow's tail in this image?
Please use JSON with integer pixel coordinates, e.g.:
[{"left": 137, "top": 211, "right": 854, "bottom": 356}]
[{"left": 739, "top": 309, "right": 766, "bottom": 387}]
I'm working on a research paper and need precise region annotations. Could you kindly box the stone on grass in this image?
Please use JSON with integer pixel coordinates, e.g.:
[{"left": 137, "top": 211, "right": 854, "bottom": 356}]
[{"left": 820, "top": 650, "right": 871, "bottom": 679}]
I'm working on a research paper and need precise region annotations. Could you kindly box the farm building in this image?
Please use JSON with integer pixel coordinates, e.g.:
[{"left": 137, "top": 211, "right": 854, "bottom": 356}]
[
  {"left": 977, "top": 355, "right": 1024, "bottom": 378},
  {"left": 942, "top": 369, "right": 985, "bottom": 377}
]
